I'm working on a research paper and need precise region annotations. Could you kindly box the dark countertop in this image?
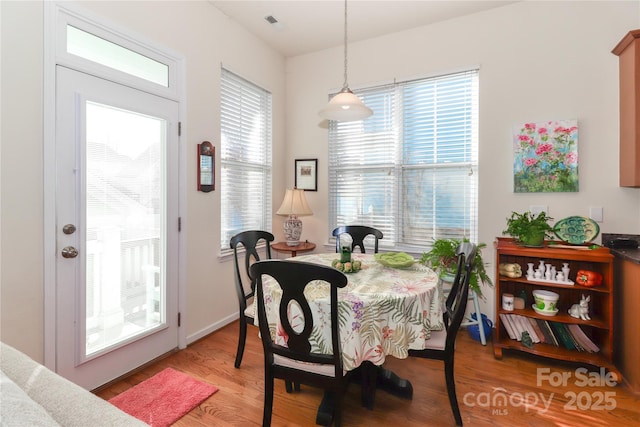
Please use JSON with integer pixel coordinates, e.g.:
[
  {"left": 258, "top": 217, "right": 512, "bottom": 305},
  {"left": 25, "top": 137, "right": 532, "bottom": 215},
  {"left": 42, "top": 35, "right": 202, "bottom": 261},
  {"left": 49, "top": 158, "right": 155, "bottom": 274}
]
[{"left": 602, "top": 233, "right": 640, "bottom": 264}]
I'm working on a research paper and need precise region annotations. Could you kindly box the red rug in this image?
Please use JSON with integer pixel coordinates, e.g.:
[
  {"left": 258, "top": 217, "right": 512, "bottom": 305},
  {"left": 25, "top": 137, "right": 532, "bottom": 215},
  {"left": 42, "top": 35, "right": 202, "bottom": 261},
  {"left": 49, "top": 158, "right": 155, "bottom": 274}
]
[{"left": 109, "top": 367, "right": 218, "bottom": 427}]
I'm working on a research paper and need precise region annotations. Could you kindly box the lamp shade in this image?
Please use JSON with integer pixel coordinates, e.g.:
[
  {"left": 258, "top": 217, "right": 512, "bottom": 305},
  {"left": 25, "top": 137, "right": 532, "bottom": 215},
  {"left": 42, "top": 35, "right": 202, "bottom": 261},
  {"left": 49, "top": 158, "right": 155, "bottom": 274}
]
[
  {"left": 277, "top": 188, "right": 313, "bottom": 246},
  {"left": 276, "top": 188, "right": 313, "bottom": 217},
  {"left": 319, "top": 88, "right": 373, "bottom": 122}
]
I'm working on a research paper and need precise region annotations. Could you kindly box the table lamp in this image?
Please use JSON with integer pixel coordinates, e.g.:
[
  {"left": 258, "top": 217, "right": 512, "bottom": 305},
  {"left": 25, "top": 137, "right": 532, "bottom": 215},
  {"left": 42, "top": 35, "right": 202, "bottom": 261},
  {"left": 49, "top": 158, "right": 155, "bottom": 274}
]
[{"left": 276, "top": 188, "right": 313, "bottom": 246}]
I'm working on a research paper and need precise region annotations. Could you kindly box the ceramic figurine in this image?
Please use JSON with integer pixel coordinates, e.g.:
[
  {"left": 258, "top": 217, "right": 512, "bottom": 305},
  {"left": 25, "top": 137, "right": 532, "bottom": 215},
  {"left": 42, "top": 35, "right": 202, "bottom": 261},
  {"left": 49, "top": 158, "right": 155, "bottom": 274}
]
[
  {"left": 562, "top": 263, "right": 570, "bottom": 281},
  {"left": 527, "top": 263, "right": 535, "bottom": 280},
  {"left": 568, "top": 294, "right": 591, "bottom": 320},
  {"left": 521, "top": 331, "right": 534, "bottom": 348}
]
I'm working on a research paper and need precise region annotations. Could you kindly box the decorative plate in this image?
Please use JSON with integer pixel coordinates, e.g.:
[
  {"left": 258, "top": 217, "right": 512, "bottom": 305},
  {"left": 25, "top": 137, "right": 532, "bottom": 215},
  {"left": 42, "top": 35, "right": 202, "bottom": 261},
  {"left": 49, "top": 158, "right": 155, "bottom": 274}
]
[
  {"left": 374, "top": 252, "right": 415, "bottom": 269},
  {"left": 553, "top": 216, "right": 600, "bottom": 245},
  {"left": 532, "top": 304, "right": 558, "bottom": 316}
]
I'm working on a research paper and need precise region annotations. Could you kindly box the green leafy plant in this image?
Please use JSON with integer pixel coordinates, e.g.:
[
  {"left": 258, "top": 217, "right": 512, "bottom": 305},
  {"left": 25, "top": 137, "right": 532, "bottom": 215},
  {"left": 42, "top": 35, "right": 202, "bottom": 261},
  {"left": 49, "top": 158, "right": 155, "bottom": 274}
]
[
  {"left": 502, "top": 211, "right": 554, "bottom": 247},
  {"left": 419, "top": 238, "right": 493, "bottom": 298}
]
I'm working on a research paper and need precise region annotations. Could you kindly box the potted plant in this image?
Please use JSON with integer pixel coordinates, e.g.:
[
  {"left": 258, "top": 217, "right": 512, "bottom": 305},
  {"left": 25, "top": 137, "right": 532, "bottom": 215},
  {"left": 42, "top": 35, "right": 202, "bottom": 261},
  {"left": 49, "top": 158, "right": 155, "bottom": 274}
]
[
  {"left": 502, "top": 211, "right": 554, "bottom": 247},
  {"left": 419, "top": 238, "right": 493, "bottom": 299}
]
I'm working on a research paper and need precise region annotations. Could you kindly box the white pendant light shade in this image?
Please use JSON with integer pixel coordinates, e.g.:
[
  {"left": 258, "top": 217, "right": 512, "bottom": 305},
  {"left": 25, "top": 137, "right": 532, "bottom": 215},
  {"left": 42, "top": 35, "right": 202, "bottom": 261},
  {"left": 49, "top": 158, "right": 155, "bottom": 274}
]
[
  {"left": 319, "top": 0, "right": 373, "bottom": 122},
  {"left": 319, "top": 88, "right": 373, "bottom": 122}
]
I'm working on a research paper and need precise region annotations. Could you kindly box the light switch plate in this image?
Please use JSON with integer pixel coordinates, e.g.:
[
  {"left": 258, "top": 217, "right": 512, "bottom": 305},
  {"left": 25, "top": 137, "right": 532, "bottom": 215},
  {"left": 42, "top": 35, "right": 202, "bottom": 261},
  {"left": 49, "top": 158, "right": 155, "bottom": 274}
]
[
  {"left": 589, "top": 207, "right": 603, "bottom": 222},
  {"left": 530, "top": 205, "right": 548, "bottom": 216}
]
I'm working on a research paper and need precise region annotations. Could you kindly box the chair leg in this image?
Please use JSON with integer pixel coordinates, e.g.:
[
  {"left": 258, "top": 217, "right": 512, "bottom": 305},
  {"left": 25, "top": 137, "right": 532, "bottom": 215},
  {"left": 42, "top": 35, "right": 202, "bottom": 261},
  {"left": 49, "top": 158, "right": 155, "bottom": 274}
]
[
  {"left": 472, "top": 290, "right": 486, "bottom": 345},
  {"left": 333, "top": 390, "right": 344, "bottom": 427},
  {"left": 284, "top": 381, "right": 301, "bottom": 393},
  {"left": 444, "top": 358, "right": 463, "bottom": 426},
  {"left": 235, "top": 317, "right": 247, "bottom": 368},
  {"left": 263, "top": 374, "right": 274, "bottom": 427}
]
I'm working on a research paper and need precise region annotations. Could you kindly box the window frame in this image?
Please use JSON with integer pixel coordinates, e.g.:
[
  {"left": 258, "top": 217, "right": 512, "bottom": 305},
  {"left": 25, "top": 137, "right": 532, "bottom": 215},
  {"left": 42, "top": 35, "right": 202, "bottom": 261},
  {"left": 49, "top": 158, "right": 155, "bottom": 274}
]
[
  {"left": 219, "top": 68, "right": 273, "bottom": 255},
  {"left": 328, "top": 69, "right": 479, "bottom": 252},
  {"left": 54, "top": 7, "right": 180, "bottom": 101}
]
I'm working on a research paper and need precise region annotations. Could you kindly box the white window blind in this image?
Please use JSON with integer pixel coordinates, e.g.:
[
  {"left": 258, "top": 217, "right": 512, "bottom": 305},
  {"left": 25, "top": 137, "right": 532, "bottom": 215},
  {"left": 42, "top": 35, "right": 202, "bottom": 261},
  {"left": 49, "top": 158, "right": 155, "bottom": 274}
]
[
  {"left": 220, "top": 69, "right": 272, "bottom": 251},
  {"left": 328, "top": 69, "right": 478, "bottom": 251}
]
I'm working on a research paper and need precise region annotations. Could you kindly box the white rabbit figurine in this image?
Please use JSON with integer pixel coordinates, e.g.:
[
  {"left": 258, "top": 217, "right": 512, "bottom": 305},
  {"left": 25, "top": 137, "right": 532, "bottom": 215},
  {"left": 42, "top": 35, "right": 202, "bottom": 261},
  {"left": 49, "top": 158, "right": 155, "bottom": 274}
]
[{"left": 568, "top": 294, "right": 591, "bottom": 320}]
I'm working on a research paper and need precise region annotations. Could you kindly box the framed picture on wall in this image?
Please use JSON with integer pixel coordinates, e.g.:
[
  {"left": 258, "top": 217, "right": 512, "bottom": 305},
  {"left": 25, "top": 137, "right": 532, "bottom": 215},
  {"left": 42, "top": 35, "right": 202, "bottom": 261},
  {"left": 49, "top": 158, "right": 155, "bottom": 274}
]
[{"left": 295, "top": 159, "right": 318, "bottom": 191}]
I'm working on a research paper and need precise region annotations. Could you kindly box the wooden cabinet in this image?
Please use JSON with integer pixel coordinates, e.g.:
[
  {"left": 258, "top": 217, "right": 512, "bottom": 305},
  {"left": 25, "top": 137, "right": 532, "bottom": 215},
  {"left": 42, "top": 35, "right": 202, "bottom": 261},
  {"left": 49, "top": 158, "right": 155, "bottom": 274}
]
[
  {"left": 612, "top": 29, "right": 640, "bottom": 188},
  {"left": 614, "top": 257, "right": 640, "bottom": 394},
  {"left": 493, "top": 238, "right": 620, "bottom": 378}
]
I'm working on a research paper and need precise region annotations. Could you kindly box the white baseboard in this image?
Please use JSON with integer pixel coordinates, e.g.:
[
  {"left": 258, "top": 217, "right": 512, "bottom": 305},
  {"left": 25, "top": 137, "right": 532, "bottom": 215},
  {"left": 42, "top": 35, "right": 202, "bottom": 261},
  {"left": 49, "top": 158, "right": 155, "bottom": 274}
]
[{"left": 186, "top": 312, "right": 239, "bottom": 345}]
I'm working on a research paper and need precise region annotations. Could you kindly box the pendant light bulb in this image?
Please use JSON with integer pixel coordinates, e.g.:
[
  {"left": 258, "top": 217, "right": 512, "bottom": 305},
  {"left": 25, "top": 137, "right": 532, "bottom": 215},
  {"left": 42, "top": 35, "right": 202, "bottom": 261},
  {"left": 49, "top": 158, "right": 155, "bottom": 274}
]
[{"left": 319, "top": 0, "right": 372, "bottom": 122}]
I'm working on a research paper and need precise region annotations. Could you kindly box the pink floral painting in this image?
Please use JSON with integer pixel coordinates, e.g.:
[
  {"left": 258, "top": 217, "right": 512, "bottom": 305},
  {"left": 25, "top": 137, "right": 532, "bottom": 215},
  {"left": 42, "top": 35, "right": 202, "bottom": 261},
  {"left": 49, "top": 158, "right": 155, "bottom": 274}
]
[{"left": 513, "top": 120, "right": 579, "bottom": 193}]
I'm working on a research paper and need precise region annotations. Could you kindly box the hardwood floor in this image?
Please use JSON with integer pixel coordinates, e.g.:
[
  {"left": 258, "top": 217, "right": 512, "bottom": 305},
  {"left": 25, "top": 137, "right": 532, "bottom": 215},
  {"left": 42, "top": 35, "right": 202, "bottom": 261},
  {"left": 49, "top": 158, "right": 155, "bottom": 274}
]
[{"left": 96, "top": 321, "right": 640, "bottom": 426}]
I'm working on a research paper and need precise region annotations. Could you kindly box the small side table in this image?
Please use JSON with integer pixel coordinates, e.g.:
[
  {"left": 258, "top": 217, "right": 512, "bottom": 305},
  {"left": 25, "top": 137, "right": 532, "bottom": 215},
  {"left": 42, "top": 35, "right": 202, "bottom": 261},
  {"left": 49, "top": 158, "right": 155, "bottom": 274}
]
[{"left": 271, "top": 241, "right": 316, "bottom": 257}]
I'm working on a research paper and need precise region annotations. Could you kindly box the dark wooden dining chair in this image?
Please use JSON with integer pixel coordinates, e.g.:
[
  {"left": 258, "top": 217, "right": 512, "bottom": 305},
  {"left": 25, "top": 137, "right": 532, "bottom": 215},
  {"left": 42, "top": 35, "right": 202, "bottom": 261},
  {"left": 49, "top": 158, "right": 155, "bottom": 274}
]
[
  {"left": 332, "top": 225, "right": 383, "bottom": 254},
  {"left": 408, "top": 242, "right": 476, "bottom": 426},
  {"left": 251, "top": 259, "right": 349, "bottom": 427},
  {"left": 230, "top": 230, "right": 274, "bottom": 368}
]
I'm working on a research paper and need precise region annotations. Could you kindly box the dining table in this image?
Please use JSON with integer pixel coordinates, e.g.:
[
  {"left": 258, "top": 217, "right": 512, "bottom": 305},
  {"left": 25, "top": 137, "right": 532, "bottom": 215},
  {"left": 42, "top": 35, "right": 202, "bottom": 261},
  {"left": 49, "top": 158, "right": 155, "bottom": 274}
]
[{"left": 254, "top": 251, "right": 443, "bottom": 424}]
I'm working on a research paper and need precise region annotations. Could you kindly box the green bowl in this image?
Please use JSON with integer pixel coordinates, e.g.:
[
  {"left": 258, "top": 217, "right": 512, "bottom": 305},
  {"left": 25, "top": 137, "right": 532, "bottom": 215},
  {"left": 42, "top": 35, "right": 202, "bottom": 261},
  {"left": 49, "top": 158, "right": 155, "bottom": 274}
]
[{"left": 374, "top": 252, "right": 415, "bottom": 269}]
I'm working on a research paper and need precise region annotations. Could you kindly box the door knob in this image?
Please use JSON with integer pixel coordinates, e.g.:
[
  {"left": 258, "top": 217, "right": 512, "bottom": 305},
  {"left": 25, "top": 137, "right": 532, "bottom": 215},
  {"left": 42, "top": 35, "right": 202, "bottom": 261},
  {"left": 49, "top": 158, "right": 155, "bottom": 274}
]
[
  {"left": 62, "top": 224, "right": 76, "bottom": 235},
  {"left": 61, "top": 246, "right": 78, "bottom": 258}
]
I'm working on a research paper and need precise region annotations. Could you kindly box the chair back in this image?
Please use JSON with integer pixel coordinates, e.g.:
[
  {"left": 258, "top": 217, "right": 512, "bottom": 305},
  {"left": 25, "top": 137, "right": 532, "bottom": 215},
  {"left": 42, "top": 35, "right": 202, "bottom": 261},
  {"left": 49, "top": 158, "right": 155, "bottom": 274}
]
[
  {"left": 442, "top": 242, "right": 477, "bottom": 350},
  {"left": 252, "top": 260, "right": 348, "bottom": 378},
  {"left": 332, "top": 225, "right": 383, "bottom": 254},
  {"left": 230, "top": 230, "right": 274, "bottom": 318}
]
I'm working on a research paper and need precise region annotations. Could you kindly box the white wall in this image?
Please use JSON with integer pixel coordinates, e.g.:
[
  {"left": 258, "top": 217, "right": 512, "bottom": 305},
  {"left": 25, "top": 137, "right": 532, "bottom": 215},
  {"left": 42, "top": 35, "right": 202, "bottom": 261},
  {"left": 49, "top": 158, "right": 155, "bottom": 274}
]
[
  {"left": 285, "top": 0, "right": 640, "bottom": 317},
  {"left": 0, "top": 0, "right": 286, "bottom": 359}
]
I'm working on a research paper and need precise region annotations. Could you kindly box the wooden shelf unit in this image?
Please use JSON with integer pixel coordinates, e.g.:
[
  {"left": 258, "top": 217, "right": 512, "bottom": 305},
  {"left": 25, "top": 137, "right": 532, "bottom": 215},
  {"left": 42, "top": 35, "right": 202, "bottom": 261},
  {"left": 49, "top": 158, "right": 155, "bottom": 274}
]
[{"left": 493, "top": 238, "right": 620, "bottom": 378}]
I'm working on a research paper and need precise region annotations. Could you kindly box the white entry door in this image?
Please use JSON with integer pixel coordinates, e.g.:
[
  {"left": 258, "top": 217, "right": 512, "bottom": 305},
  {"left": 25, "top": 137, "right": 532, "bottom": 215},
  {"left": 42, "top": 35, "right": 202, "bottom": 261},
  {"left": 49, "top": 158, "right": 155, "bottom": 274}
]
[{"left": 55, "top": 66, "right": 179, "bottom": 390}]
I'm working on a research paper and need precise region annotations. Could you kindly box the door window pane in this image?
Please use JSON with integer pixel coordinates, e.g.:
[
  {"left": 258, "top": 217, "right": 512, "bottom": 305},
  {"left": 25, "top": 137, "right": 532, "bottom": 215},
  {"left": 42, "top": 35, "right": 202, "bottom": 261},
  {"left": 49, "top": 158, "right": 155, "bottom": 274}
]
[
  {"left": 85, "top": 101, "right": 166, "bottom": 356},
  {"left": 67, "top": 25, "right": 169, "bottom": 87}
]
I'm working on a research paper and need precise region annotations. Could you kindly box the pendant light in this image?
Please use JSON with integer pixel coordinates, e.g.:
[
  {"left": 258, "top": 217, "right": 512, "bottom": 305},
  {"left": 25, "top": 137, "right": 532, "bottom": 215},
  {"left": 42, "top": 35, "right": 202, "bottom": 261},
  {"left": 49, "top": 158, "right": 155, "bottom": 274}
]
[{"left": 319, "top": 0, "right": 372, "bottom": 122}]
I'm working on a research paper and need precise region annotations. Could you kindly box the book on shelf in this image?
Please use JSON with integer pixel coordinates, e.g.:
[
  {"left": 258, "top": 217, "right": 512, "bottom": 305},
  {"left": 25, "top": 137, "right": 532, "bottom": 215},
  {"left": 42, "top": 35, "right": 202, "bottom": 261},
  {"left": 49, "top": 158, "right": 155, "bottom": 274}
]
[
  {"left": 529, "top": 317, "right": 546, "bottom": 344},
  {"left": 508, "top": 314, "right": 525, "bottom": 341},
  {"left": 536, "top": 319, "right": 559, "bottom": 346},
  {"left": 549, "top": 322, "right": 576, "bottom": 350},
  {"left": 564, "top": 323, "right": 585, "bottom": 352},
  {"left": 499, "top": 313, "right": 517, "bottom": 340},
  {"left": 568, "top": 324, "right": 600, "bottom": 353},
  {"left": 500, "top": 314, "right": 544, "bottom": 343},
  {"left": 499, "top": 314, "right": 600, "bottom": 352},
  {"left": 516, "top": 315, "right": 540, "bottom": 343}
]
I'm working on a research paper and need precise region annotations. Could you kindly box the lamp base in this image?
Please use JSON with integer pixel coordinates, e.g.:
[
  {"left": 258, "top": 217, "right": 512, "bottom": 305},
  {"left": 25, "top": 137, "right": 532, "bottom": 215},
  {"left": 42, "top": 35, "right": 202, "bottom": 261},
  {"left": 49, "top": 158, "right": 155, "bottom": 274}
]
[{"left": 283, "top": 215, "right": 302, "bottom": 246}]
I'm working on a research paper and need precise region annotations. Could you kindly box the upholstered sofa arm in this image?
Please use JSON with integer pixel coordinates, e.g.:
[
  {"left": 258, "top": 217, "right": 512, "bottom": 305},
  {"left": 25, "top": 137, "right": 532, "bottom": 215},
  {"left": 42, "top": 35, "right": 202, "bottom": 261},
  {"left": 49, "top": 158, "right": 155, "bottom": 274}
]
[{"left": 1, "top": 342, "right": 147, "bottom": 426}]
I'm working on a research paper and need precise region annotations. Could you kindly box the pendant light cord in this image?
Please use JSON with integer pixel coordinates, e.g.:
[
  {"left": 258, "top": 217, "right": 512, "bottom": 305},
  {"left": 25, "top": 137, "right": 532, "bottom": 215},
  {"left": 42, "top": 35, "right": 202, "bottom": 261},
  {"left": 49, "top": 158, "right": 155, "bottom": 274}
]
[{"left": 342, "top": 0, "right": 349, "bottom": 91}]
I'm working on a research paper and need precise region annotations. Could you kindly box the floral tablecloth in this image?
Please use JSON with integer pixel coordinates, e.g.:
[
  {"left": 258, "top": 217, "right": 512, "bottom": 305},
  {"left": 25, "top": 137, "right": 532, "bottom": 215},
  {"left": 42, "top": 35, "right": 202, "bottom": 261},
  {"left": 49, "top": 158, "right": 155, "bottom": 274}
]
[{"left": 254, "top": 252, "right": 442, "bottom": 372}]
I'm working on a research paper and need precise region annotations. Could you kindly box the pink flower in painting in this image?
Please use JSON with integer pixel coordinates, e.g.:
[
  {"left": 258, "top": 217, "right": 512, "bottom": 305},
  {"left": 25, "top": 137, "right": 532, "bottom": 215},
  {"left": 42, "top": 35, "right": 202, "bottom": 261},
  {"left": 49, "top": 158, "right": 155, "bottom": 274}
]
[
  {"left": 524, "top": 123, "right": 536, "bottom": 131},
  {"left": 554, "top": 126, "right": 569, "bottom": 134},
  {"left": 565, "top": 151, "right": 578, "bottom": 164},
  {"left": 538, "top": 127, "right": 548, "bottom": 135},
  {"left": 525, "top": 158, "right": 537, "bottom": 167},
  {"left": 535, "top": 143, "right": 553, "bottom": 155},
  {"left": 518, "top": 134, "right": 531, "bottom": 143}
]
